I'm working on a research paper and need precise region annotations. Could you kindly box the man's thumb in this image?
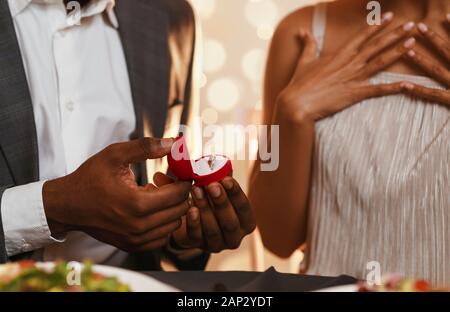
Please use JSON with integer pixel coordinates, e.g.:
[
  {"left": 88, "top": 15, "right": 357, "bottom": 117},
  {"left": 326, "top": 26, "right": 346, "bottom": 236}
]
[{"left": 109, "top": 137, "right": 174, "bottom": 164}]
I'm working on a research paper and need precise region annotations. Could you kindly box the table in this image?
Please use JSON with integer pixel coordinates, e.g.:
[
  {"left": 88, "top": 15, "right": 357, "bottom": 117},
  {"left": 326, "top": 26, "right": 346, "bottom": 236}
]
[{"left": 147, "top": 267, "right": 357, "bottom": 292}]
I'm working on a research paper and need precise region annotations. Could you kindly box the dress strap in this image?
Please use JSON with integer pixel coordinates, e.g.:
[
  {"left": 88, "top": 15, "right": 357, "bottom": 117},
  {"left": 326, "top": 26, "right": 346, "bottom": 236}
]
[{"left": 312, "top": 2, "right": 327, "bottom": 56}]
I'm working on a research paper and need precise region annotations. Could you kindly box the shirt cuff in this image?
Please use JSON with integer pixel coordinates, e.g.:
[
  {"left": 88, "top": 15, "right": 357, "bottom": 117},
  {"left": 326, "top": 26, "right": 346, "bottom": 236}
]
[{"left": 0, "top": 181, "right": 65, "bottom": 257}]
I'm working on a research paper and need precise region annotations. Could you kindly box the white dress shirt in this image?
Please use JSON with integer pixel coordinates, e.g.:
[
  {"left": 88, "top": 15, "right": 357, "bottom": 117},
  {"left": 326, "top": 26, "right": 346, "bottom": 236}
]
[{"left": 1, "top": 0, "right": 136, "bottom": 263}]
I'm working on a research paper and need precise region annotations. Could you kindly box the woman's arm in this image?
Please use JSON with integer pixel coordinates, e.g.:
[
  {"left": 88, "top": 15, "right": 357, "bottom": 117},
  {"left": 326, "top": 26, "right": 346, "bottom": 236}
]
[
  {"left": 249, "top": 9, "right": 317, "bottom": 258},
  {"left": 249, "top": 11, "right": 414, "bottom": 258}
]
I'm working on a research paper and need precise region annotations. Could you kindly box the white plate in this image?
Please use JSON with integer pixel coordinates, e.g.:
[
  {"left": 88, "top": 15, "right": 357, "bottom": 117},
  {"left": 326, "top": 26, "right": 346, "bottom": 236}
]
[
  {"left": 316, "top": 285, "right": 358, "bottom": 292},
  {"left": 36, "top": 262, "right": 179, "bottom": 292}
]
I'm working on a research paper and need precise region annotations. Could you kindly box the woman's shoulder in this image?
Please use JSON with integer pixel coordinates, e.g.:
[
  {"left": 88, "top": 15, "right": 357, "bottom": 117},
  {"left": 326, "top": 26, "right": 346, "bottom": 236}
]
[
  {"left": 275, "top": 0, "right": 362, "bottom": 36},
  {"left": 275, "top": 5, "right": 315, "bottom": 36}
]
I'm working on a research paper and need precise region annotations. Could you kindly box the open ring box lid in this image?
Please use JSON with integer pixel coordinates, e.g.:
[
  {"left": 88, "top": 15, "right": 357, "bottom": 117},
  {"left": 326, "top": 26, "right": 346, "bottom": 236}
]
[{"left": 167, "top": 136, "right": 232, "bottom": 186}]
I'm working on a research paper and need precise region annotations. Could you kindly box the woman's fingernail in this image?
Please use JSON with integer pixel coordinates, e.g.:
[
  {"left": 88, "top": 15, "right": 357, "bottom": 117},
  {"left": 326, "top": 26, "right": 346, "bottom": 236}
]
[
  {"left": 447, "top": 13, "right": 450, "bottom": 22},
  {"left": 382, "top": 12, "right": 394, "bottom": 23},
  {"left": 418, "top": 23, "right": 428, "bottom": 33},
  {"left": 208, "top": 184, "right": 221, "bottom": 198},
  {"left": 189, "top": 208, "right": 199, "bottom": 222},
  {"left": 193, "top": 186, "right": 204, "bottom": 200},
  {"left": 407, "top": 50, "right": 416, "bottom": 57},
  {"left": 403, "top": 21, "right": 415, "bottom": 31},
  {"left": 161, "top": 138, "right": 174, "bottom": 149},
  {"left": 404, "top": 38, "right": 416, "bottom": 48},
  {"left": 401, "top": 82, "right": 414, "bottom": 90}
]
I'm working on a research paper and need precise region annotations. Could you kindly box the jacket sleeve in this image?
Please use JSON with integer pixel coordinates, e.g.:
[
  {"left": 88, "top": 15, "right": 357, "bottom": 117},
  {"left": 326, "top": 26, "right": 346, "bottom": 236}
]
[{"left": 0, "top": 187, "right": 7, "bottom": 263}]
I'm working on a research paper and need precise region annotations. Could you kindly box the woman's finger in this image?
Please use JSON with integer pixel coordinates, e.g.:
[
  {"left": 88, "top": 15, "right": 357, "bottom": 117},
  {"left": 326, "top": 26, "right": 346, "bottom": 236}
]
[
  {"left": 406, "top": 49, "right": 450, "bottom": 86},
  {"left": 352, "top": 82, "right": 405, "bottom": 101},
  {"left": 358, "top": 38, "right": 415, "bottom": 79},
  {"left": 357, "top": 21, "right": 416, "bottom": 62},
  {"left": 417, "top": 22, "right": 450, "bottom": 63},
  {"left": 342, "top": 11, "right": 394, "bottom": 54},
  {"left": 292, "top": 30, "right": 318, "bottom": 77},
  {"left": 299, "top": 30, "right": 318, "bottom": 65},
  {"left": 403, "top": 83, "right": 450, "bottom": 107}
]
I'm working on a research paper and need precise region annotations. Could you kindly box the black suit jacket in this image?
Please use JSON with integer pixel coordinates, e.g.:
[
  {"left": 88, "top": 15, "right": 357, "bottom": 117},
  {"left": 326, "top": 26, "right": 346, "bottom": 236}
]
[{"left": 0, "top": 0, "right": 208, "bottom": 270}]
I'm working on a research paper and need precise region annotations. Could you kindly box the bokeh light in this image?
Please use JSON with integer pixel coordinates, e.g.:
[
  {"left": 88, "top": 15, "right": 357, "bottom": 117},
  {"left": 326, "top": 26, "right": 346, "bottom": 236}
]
[
  {"left": 202, "top": 39, "right": 227, "bottom": 73},
  {"left": 244, "top": 0, "right": 279, "bottom": 29},
  {"left": 241, "top": 48, "right": 266, "bottom": 82},
  {"left": 201, "top": 107, "right": 219, "bottom": 125},
  {"left": 189, "top": 0, "right": 217, "bottom": 19},
  {"left": 257, "top": 25, "right": 275, "bottom": 40},
  {"left": 207, "top": 78, "right": 240, "bottom": 112},
  {"left": 255, "top": 99, "right": 263, "bottom": 110},
  {"left": 199, "top": 73, "right": 208, "bottom": 88}
]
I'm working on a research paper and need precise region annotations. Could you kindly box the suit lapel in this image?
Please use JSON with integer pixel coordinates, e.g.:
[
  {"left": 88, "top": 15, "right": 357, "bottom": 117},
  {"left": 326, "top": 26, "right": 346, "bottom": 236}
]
[
  {"left": 115, "top": 0, "right": 170, "bottom": 139},
  {"left": 0, "top": 0, "right": 171, "bottom": 185},
  {"left": 0, "top": 0, "right": 39, "bottom": 184}
]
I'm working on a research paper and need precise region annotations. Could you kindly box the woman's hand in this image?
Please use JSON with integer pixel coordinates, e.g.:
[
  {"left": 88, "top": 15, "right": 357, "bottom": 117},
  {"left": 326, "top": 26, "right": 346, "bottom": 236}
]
[
  {"left": 403, "top": 18, "right": 450, "bottom": 107},
  {"left": 275, "top": 13, "right": 414, "bottom": 123}
]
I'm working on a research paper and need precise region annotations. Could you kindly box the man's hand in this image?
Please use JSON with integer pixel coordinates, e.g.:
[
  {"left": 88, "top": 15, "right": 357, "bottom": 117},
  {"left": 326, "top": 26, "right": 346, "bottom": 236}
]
[
  {"left": 153, "top": 173, "right": 256, "bottom": 253},
  {"left": 43, "top": 138, "right": 192, "bottom": 252}
]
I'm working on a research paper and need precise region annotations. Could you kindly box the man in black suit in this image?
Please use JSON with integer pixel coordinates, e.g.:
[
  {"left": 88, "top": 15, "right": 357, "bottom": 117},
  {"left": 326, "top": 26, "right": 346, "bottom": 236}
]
[{"left": 0, "top": 0, "right": 255, "bottom": 270}]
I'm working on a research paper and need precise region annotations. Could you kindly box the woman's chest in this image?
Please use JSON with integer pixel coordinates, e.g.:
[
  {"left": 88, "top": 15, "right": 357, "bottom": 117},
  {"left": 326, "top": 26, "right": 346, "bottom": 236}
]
[{"left": 313, "top": 93, "right": 449, "bottom": 197}]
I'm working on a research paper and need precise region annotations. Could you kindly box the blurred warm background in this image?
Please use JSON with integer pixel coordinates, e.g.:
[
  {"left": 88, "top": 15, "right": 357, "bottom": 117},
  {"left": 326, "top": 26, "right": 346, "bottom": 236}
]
[{"left": 184, "top": 0, "right": 323, "bottom": 273}]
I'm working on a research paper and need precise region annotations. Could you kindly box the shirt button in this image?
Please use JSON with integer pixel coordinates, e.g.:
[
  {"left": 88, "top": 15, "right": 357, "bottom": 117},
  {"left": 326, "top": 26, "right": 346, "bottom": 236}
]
[{"left": 65, "top": 100, "right": 75, "bottom": 112}]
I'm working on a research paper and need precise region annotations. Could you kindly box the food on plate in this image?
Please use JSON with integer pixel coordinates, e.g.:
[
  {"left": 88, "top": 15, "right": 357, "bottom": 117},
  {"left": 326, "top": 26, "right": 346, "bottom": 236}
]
[
  {"left": 0, "top": 260, "right": 130, "bottom": 292},
  {"left": 358, "top": 274, "right": 449, "bottom": 292}
]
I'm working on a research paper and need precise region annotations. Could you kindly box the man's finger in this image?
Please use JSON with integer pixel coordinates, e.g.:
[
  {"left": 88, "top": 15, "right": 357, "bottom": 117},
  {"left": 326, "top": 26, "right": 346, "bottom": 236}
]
[
  {"left": 403, "top": 83, "right": 450, "bottom": 107},
  {"left": 418, "top": 22, "right": 450, "bottom": 62},
  {"left": 192, "top": 186, "right": 225, "bottom": 252},
  {"left": 138, "top": 181, "right": 191, "bottom": 214},
  {"left": 186, "top": 207, "right": 203, "bottom": 243},
  {"left": 220, "top": 177, "right": 256, "bottom": 235},
  {"left": 133, "top": 237, "right": 169, "bottom": 252},
  {"left": 144, "top": 183, "right": 157, "bottom": 191},
  {"left": 406, "top": 49, "right": 450, "bottom": 86},
  {"left": 108, "top": 137, "right": 174, "bottom": 165},
  {"left": 153, "top": 172, "right": 175, "bottom": 187},
  {"left": 206, "top": 183, "right": 242, "bottom": 249},
  {"left": 138, "top": 200, "right": 190, "bottom": 231},
  {"left": 132, "top": 219, "right": 182, "bottom": 243}
]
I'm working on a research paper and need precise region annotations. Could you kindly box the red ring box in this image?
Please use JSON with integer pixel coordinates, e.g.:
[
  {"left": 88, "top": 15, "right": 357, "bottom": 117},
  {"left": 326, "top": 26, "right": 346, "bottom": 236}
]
[{"left": 167, "top": 136, "right": 232, "bottom": 186}]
